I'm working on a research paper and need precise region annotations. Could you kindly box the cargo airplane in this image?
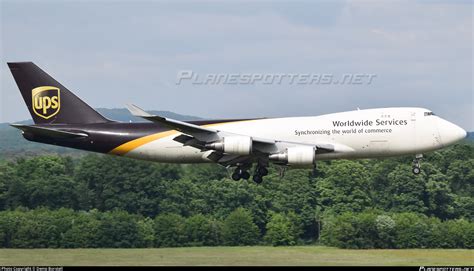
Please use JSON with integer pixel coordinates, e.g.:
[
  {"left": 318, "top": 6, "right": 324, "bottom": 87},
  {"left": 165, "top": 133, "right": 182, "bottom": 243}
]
[{"left": 7, "top": 62, "right": 467, "bottom": 183}]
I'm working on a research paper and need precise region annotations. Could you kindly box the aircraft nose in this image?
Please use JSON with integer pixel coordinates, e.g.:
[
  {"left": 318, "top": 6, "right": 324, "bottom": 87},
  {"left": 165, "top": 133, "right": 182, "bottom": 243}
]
[{"left": 437, "top": 118, "right": 467, "bottom": 146}]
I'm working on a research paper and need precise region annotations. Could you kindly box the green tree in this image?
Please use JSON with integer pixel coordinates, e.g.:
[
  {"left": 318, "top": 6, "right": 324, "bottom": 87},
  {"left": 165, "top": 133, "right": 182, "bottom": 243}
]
[
  {"left": 6, "top": 156, "right": 79, "bottom": 209},
  {"left": 27, "top": 175, "right": 78, "bottom": 209},
  {"left": 154, "top": 213, "right": 187, "bottom": 247},
  {"left": 392, "top": 212, "right": 430, "bottom": 248},
  {"left": 96, "top": 210, "right": 141, "bottom": 248},
  {"left": 184, "top": 214, "right": 222, "bottom": 246},
  {"left": 74, "top": 155, "right": 181, "bottom": 216},
  {"left": 387, "top": 165, "right": 427, "bottom": 213},
  {"left": 0, "top": 209, "right": 27, "bottom": 247},
  {"left": 262, "top": 169, "right": 317, "bottom": 240},
  {"left": 375, "top": 214, "right": 395, "bottom": 248},
  {"left": 222, "top": 208, "right": 260, "bottom": 246},
  {"left": 425, "top": 173, "right": 454, "bottom": 219},
  {"left": 315, "top": 161, "right": 372, "bottom": 214},
  {"left": 320, "top": 211, "right": 379, "bottom": 249},
  {"left": 183, "top": 164, "right": 227, "bottom": 182},
  {"left": 444, "top": 219, "right": 474, "bottom": 249},
  {"left": 452, "top": 196, "right": 474, "bottom": 220},
  {"left": 137, "top": 217, "right": 156, "bottom": 248},
  {"left": 157, "top": 179, "right": 196, "bottom": 217},
  {"left": 264, "top": 212, "right": 300, "bottom": 246},
  {"left": 9, "top": 208, "right": 75, "bottom": 248},
  {"left": 0, "top": 162, "right": 17, "bottom": 210},
  {"left": 62, "top": 210, "right": 102, "bottom": 248},
  {"left": 447, "top": 159, "right": 473, "bottom": 196}
]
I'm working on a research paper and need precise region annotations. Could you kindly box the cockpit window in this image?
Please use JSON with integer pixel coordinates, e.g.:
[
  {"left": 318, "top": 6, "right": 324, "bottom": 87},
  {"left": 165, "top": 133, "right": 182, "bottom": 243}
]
[{"left": 424, "top": 111, "right": 435, "bottom": 116}]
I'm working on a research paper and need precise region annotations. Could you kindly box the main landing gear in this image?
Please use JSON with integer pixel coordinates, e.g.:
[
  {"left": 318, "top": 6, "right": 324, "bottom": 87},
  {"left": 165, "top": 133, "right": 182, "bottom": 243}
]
[
  {"left": 231, "top": 164, "right": 268, "bottom": 184},
  {"left": 252, "top": 165, "right": 268, "bottom": 184},
  {"left": 412, "top": 154, "right": 423, "bottom": 175},
  {"left": 231, "top": 167, "right": 250, "bottom": 181}
]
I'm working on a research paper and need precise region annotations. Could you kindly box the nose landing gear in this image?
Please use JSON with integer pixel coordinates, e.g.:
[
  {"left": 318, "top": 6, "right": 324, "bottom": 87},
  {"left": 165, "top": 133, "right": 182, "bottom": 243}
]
[{"left": 412, "top": 154, "right": 423, "bottom": 175}]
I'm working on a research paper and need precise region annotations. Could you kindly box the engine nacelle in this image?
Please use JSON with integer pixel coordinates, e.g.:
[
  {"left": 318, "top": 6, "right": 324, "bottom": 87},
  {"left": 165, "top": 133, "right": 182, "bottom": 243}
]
[
  {"left": 206, "top": 136, "right": 252, "bottom": 155},
  {"left": 269, "top": 146, "right": 316, "bottom": 166}
]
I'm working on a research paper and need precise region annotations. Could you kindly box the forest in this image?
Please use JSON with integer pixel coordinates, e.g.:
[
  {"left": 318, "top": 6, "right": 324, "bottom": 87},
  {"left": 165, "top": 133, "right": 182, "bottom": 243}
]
[{"left": 0, "top": 142, "right": 472, "bottom": 248}]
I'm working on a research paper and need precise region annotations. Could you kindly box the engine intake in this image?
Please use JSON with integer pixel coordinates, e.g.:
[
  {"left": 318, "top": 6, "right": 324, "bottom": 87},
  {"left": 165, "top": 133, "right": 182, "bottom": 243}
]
[
  {"left": 269, "top": 146, "right": 316, "bottom": 165},
  {"left": 206, "top": 136, "right": 252, "bottom": 155}
]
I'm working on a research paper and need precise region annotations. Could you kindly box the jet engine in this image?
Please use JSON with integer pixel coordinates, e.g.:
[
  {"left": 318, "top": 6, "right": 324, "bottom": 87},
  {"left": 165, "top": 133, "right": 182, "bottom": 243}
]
[
  {"left": 206, "top": 136, "right": 252, "bottom": 155},
  {"left": 269, "top": 146, "right": 316, "bottom": 166}
]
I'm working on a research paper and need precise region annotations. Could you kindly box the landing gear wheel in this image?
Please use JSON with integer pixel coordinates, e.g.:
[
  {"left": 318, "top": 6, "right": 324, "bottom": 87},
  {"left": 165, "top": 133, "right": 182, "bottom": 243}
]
[
  {"left": 241, "top": 171, "right": 250, "bottom": 180},
  {"left": 253, "top": 174, "right": 263, "bottom": 184},
  {"left": 412, "top": 154, "right": 423, "bottom": 175},
  {"left": 231, "top": 172, "right": 241, "bottom": 181},
  {"left": 257, "top": 167, "right": 268, "bottom": 176}
]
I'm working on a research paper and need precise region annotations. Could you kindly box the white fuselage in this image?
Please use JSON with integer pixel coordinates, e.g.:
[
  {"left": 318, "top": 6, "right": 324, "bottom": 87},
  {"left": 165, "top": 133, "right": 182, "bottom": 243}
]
[{"left": 123, "top": 107, "right": 466, "bottom": 164}]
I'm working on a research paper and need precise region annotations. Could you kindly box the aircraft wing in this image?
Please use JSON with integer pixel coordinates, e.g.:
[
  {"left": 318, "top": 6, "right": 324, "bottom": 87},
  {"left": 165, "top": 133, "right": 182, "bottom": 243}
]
[
  {"left": 126, "top": 104, "right": 337, "bottom": 165},
  {"left": 127, "top": 104, "right": 282, "bottom": 149}
]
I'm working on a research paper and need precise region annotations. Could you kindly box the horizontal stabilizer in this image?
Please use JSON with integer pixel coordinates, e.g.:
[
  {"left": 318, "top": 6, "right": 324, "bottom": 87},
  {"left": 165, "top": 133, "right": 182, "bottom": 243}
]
[{"left": 10, "top": 124, "right": 88, "bottom": 139}]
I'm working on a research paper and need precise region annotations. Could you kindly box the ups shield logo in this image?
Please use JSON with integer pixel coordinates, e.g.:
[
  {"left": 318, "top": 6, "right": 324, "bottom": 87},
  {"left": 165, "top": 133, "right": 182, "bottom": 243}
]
[{"left": 32, "top": 86, "right": 60, "bottom": 119}]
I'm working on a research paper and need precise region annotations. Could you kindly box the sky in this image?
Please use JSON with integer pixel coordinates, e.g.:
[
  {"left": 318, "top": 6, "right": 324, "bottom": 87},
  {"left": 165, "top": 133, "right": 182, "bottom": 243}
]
[{"left": 0, "top": 0, "right": 472, "bottom": 130}]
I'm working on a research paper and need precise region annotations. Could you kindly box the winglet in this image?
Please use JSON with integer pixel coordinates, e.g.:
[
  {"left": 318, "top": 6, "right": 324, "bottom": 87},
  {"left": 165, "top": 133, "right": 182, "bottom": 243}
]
[{"left": 126, "top": 104, "right": 154, "bottom": 117}]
